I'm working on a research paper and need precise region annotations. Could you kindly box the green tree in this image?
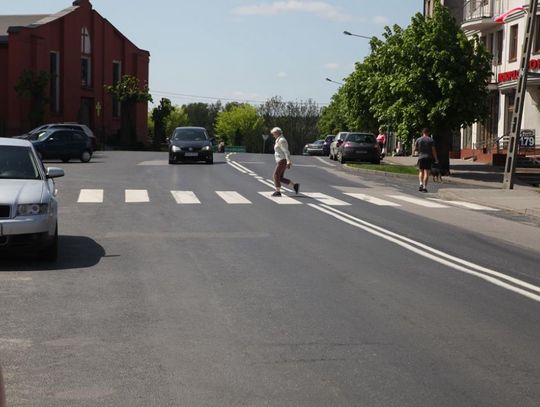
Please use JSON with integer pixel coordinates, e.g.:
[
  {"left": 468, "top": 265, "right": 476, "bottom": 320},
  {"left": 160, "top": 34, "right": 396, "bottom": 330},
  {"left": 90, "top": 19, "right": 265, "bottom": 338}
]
[
  {"left": 164, "top": 106, "right": 190, "bottom": 137},
  {"left": 215, "top": 104, "right": 264, "bottom": 152},
  {"left": 14, "top": 70, "right": 50, "bottom": 128},
  {"left": 360, "top": 3, "right": 491, "bottom": 173},
  {"left": 151, "top": 98, "right": 173, "bottom": 149},
  {"left": 105, "top": 75, "right": 152, "bottom": 146},
  {"left": 259, "top": 96, "right": 320, "bottom": 154},
  {"left": 318, "top": 87, "right": 350, "bottom": 135}
]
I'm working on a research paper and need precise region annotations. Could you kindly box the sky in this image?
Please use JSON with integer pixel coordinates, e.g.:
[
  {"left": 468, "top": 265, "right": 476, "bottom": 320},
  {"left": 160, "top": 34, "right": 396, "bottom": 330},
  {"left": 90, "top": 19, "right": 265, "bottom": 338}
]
[{"left": 2, "top": 0, "right": 421, "bottom": 108}]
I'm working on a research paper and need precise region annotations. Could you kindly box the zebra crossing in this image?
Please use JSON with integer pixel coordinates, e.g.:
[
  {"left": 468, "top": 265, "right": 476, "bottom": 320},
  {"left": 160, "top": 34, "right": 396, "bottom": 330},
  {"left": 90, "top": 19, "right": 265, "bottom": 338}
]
[{"left": 73, "top": 187, "right": 499, "bottom": 212}]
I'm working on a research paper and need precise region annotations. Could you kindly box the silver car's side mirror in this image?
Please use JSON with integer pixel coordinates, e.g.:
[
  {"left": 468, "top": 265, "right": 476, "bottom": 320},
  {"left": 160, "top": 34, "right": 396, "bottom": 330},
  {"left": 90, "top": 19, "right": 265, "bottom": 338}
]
[{"left": 46, "top": 167, "right": 65, "bottom": 178}]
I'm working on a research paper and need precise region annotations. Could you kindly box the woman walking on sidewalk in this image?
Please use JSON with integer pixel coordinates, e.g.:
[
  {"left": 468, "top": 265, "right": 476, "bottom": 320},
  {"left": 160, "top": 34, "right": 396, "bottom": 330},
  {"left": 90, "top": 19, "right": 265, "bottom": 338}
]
[{"left": 271, "top": 127, "right": 300, "bottom": 197}]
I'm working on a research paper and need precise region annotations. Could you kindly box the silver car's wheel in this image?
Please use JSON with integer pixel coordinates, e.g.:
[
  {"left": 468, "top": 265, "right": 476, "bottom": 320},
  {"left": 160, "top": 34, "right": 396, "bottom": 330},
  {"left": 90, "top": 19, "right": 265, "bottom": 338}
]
[
  {"left": 80, "top": 150, "right": 92, "bottom": 163},
  {"left": 40, "top": 224, "right": 58, "bottom": 262}
]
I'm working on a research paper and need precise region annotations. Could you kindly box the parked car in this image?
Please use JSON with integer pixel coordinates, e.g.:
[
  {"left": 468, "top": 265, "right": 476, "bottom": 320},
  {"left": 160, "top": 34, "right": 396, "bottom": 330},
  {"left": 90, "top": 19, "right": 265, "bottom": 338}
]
[
  {"left": 15, "top": 123, "right": 98, "bottom": 150},
  {"left": 168, "top": 127, "right": 213, "bottom": 164},
  {"left": 31, "top": 128, "right": 93, "bottom": 163},
  {"left": 305, "top": 139, "right": 325, "bottom": 156},
  {"left": 336, "top": 132, "right": 380, "bottom": 164},
  {"left": 0, "top": 137, "right": 64, "bottom": 261},
  {"left": 329, "top": 131, "right": 349, "bottom": 160},
  {"left": 322, "top": 135, "right": 335, "bottom": 156}
]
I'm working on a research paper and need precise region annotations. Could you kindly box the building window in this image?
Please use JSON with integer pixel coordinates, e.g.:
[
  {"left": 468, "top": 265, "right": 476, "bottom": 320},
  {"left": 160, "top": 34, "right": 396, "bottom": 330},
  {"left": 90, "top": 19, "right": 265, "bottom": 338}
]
[
  {"left": 49, "top": 51, "right": 60, "bottom": 113},
  {"left": 496, "top": 30, "right": 503, "bottom": 65},
  {"left": 534, "top": 15, "right": 540, "bottom": 53},
  {"left": 112, "top": 61, "right": 122, "bottom": 117},
  {"left": 81, "top": 27, "right": 91, "bottom": 54},
  {"left": 81, "top": 57, "right": 91, "bottom": 87},
  {"left": 509, "top": 24, "right": 518, "bottom": 62}
]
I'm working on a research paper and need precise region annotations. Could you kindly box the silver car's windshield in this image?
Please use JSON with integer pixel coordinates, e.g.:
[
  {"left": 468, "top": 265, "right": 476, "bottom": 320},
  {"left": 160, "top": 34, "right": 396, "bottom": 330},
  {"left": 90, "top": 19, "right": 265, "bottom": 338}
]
[{"left": 0, "top": 146, "right": 42, "bottom": 180}]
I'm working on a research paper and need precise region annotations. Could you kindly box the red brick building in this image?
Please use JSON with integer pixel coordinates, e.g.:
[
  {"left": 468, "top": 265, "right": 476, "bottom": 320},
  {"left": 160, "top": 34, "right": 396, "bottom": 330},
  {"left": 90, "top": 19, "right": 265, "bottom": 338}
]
[{"left": 0, "top": 0, "right": 150, "bottom": 145}]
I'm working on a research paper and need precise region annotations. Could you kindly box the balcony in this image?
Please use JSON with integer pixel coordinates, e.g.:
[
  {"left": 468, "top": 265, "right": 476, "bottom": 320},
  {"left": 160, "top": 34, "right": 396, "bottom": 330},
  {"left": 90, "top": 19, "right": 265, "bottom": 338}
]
[{"left": 462, "top": 0, "right": 509, "bottom": 31}]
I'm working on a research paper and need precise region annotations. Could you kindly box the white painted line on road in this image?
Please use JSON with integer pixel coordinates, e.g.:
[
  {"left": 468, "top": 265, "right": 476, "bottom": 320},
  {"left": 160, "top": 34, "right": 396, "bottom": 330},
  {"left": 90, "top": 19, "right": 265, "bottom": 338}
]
[
  {"left": 227, "top": 161, "right": 248, "bottom": 174},
  {"left": 428, "top": 199, "right": 499, "bottom": 211},
  {"left": 344, "top": 193, "right": 401, "bottom": 207},
  {"left": 388, "top": 195, "right": 449, "bottom": 208},
  {"left": 171, "top": 191, "right": 201, "bottom": 204},
  {"left": 216, "top": 191, "right": 252, "bottom": 204},
  {"left": 294, "top": 164, "right": 317, "bottom": 168},
  {"left": 315, "top": 157, "right": 336, "bottom": 167},
  {"left": 125, "top": 189, "right": 150, "bottom": 203},
  {"left": 309, "top": 204, "right": 540, "bottom": 303},
  {"left": 303, "top": 192, "right": 351, "bottom": 206},
  {"left": 259, "top": 192, "right": 302, "bottom": 205},
  {"left": 232, "top": 162, "right": 256, "bottom": 174},
  {"left": 78, "top": 189, "right": 104, "bottom": 203}
]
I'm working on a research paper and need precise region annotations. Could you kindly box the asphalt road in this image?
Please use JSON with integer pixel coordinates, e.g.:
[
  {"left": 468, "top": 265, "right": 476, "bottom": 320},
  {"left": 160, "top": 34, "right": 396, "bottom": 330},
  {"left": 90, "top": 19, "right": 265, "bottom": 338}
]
[{"left": 1, "top": 151, "right": 539, "bottom": 406}]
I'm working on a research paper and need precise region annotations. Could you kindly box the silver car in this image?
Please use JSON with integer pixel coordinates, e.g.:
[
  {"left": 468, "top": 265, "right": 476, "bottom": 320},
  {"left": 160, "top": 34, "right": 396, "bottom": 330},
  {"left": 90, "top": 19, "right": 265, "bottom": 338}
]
[{"left": 0, "top": 138, "right": 64, "bottom": 261}]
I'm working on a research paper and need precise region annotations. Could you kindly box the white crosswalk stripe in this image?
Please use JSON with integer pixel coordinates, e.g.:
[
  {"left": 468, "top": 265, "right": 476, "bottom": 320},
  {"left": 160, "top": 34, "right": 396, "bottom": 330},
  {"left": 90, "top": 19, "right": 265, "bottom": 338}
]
[
  {"left": 125, "top": 189, "right": 150, "bottom": 203},
  {"left": 258, "top": 191, "right": 302, "bottom": 204},
  {"left": 216, "top": 191, "right": 252, "bottom": 204},
  {"left": 428, "top": 198, "right": 499, "bottom": 211},
  {"left": 171, "top": 191, "right": 201, "bottom": 204},
  {"left": 388, "top": 194, "right": 449, "bottom": 208},
  {"left": 77, "top": 189, "right": 104, "bottom": 203},
  {"left": 344, "top": 193, "right": 401, "bottom": 207},
  {"left": 303, "top": 192, "right": 350, "bottom": 206}
]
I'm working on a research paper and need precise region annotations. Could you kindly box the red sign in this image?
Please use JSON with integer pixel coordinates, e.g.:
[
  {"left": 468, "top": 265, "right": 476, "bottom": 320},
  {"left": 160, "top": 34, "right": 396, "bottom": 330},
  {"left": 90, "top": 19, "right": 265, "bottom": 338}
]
[{"left": 498, "top": 59, "right": 540, "bottom": 83}]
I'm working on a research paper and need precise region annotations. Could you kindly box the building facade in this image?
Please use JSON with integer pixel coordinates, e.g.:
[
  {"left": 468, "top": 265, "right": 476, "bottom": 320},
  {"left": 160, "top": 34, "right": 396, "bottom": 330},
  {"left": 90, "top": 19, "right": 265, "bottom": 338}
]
[
  {"left": 425, "top": 0, "right": 540, "bottom": 162},
  {"left": 0, "top": 0, "right": 150, "bottom": 145}
]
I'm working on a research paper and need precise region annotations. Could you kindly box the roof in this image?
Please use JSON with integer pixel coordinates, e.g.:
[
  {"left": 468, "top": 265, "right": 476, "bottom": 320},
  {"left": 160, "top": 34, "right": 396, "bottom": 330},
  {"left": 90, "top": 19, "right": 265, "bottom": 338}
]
[
  {"left": 0, "top": 5, "right": 78, "bottom": 43},
  {"left": 0, "top": 15, "right": 48, "bottom": 35},
  {"left": 0, "top": 137, "right": 32, "bottom": 147}
]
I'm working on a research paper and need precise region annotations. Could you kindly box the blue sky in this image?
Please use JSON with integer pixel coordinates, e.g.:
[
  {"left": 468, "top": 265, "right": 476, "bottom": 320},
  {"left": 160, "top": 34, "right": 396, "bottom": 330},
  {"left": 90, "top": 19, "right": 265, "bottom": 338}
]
[{"left": 3, "top": 1, "right": 421, "bottom": 108}]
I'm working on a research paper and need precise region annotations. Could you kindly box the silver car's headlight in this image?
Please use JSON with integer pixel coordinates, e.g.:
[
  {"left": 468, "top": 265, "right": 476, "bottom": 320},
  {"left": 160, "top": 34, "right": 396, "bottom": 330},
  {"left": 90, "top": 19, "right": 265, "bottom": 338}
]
[
  {"left": 202, "top": 145, "right": 211, "bottom": 151},
  {"left": 17, "top": 203, "right": 48, "bottom": 216},
  {"left": 171, "top": 145, "right": 181, "bottom": 152}
]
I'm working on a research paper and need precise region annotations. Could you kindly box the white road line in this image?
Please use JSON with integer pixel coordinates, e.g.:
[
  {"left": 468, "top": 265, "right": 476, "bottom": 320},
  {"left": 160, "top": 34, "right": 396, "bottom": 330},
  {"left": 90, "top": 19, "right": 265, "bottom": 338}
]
[
  {"left": 171, "top": 191, "right": 201, "bottom": 204},
  {"left": 227, "top": 161, "right": 248, "bottom": 174},
  {"left": 125, "top": 189, "right": 150, "bottom": 203},
  {"left": 315, "top": 157, "right": 336, "bottom": 167},
  {"left": 309, "top": 204, "right": 540, "bottom": 303},
  {"left": 388, "top": 194, "right": 449, "bottom": 208},
  {"left": 78, "top": 189, "right": 104, "bottom": 203},
  {"left": 428, "top": 199, "right": 499, "bottom": 211},
  {"left": 259, "top": 191, "right": 302, "bottom": 205},
  {"left": 233, "top": 162, "right": 256, "bottom": 174},
  {"left": 216, "top": 191, "right": 252, "bottom": 204},
  {"left": 344, "top": 193, "right": 401, "bottom": 207},
  {"left": 302, "top": 192, "right": 351, "bottom": 206}
]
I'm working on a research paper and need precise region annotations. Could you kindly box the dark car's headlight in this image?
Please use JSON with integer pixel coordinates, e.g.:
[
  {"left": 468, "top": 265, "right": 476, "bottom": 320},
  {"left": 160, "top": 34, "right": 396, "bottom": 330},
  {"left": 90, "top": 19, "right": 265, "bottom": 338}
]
[
  {"left": 171, "top": 145, "right": 181, "bottom": 152},
  {"left": 17, "top": 203, "right": 48, "bottom": 216},
  {"left": 202, "top": 145, "right": 212, "bottom": 151}
]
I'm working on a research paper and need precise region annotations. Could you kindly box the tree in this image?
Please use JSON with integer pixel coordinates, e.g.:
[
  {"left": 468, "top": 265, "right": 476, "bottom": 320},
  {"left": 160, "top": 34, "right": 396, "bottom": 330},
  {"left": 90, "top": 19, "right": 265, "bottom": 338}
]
[
  {"left": 14, "top": 70, "right": 50, "bottom": 128},
  {"left": 164, "top": 106, "right": 190, "bottom": 137},
  {"left": 318, "top": 87, "right": 350, "bottom": 135},
  {"left": 360, "top": 3, "right": 491, "bottom": 173},
  {"left": 105, "top": 75, "right": 152, "bottom": 146},
  {"left": 215, "top": 104, "right": 265, "bottom": 152},
  {"left": 259, "top": 96, "right": 321, "bottom": 154},
  {"left": 151, "top": 98, "right": 173, "bottom": 149}
]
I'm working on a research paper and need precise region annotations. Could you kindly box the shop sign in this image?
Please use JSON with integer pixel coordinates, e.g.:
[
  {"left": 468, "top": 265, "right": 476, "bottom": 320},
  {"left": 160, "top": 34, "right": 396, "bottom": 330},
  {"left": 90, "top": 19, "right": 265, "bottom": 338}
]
[{"left": 498, "top": 59, "right": 540, "bottom": 83}]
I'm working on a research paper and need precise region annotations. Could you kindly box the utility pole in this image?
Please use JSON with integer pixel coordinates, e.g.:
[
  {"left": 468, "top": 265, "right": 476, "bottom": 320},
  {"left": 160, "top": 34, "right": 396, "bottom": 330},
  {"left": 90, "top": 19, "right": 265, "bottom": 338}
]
[{"left": 502, "top": 0, "right": 538, "bottom": 189}]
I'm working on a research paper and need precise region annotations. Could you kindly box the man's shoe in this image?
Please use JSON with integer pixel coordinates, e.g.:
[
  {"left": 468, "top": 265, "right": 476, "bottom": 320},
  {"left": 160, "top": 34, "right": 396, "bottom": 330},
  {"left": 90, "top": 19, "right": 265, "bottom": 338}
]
[
  {"left": 418, "top": 184, "right": 424, "bottom": 191},
  {"left": 422, "top": 187, "right": 428, "bottom": 193},
  {"left": 293, "top": 183, "right": 300, "bottom": 195},
  {"left": 271, "top": 191, "right": 282, "bottom": 197}
]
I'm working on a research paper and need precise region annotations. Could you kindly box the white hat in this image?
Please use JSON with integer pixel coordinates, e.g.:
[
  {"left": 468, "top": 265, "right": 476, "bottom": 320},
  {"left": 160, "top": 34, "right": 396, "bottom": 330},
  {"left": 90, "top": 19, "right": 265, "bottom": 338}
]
[{"left": 270, "top": 127, "right": 282, "bottom": 135}]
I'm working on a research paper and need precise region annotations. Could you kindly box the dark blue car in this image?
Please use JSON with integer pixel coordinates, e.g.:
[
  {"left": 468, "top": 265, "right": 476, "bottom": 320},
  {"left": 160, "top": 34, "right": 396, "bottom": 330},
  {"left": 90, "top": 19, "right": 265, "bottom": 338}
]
[{"left": 31, "top": 128, "right": 93, "bottom": 163}]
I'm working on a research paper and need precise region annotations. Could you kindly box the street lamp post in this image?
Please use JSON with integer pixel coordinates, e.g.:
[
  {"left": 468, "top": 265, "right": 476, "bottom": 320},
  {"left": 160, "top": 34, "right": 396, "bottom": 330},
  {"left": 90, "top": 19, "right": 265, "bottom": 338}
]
[
  {"left": 325, "top": 77, "right": 343, "bottom": 85},
  {"left": 343, "top": 31, "right": 372, "bottom": 40}
]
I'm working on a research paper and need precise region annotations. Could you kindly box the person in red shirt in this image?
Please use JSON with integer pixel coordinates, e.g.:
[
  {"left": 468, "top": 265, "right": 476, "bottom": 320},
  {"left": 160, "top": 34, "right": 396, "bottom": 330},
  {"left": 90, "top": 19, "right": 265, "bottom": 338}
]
[{"left": 376, "top": 127, "right": 387, "bottom": 158}]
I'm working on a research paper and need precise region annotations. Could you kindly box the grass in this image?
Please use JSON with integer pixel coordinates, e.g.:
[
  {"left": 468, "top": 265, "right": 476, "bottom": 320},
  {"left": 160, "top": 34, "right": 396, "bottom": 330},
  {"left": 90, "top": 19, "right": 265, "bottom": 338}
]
[{"left": 347, "top": 162, "right": 418, "bottom": 175}]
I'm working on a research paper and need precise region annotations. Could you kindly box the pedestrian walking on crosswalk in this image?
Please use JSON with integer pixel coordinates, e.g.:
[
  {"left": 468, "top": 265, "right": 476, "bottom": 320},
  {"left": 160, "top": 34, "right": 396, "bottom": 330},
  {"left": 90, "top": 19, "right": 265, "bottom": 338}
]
[{"left": 271, "top": 127, "right": 300, "bottom": 197}]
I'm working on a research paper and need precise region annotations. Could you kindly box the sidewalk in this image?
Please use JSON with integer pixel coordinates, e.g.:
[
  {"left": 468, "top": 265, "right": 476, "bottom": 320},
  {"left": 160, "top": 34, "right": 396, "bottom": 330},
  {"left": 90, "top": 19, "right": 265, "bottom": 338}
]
[{"left": 382, "top": 156, "right": 540, "bottom": 219}]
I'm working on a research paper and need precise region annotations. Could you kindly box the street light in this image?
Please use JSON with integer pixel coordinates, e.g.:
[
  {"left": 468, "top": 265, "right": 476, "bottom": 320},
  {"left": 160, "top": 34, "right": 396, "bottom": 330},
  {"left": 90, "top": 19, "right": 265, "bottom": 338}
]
[
  {"left": 343, "top": 30, "right": 372, "bottom": 40},
  {"left": 325, "top": 77, "right": 343, "bottom": 85}
]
